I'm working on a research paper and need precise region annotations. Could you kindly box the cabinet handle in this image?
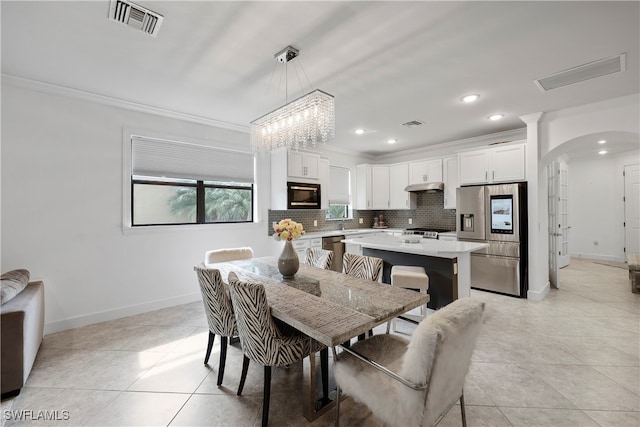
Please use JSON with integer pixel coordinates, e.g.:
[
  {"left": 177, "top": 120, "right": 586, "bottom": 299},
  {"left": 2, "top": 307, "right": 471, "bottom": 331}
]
[
  {"left": 485, "top": 171, "right": 488, "bottom": 181},
  {"left": 492, "top": 170, "right": 495, "bottom": 180}
]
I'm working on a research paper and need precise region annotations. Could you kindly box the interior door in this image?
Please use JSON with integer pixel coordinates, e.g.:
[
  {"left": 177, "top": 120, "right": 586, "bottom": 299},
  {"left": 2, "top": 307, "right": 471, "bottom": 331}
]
[
  {"left": 557, "top": 160, "right": 570, "bottom": 268},
  {"left": 547, "top": 162, "right": 559, "bottom": 288},
  {"left": 624, "top": 164, "right": 640, "bottom": 259}
]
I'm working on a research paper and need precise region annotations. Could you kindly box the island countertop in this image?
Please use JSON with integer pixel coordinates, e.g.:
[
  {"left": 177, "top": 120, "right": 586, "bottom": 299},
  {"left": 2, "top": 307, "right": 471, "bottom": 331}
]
[{"left": 341, "top": 234, "right": 488, "bottom": 259}]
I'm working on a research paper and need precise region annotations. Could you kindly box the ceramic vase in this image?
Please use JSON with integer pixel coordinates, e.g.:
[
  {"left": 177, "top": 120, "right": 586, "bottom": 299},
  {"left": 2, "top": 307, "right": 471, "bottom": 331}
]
[{"left": 278, "top": 240, "right": 299, "bottom": 279}]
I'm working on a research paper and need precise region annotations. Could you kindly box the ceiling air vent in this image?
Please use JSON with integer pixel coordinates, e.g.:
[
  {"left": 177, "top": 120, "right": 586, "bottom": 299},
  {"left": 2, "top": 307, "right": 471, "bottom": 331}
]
[
  {"left": 109, "top": 0, "right": 164, "bottom": 37},
  {"left": 534, "top": 54, "right": 626, "bottom": 92},
  {"left": 402, "top": 120, "right": 423, "bottom": 127}
]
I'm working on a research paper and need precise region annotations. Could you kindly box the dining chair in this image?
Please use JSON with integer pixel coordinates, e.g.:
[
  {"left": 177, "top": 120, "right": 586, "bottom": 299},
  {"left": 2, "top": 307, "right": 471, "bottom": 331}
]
[
  {"left": 305, "top": 247, "right": 334, "bottom": 270},
  {"left": 227, "top": 272, "right": 324, "bottom": 427},
  {"left": 342, "top": 253, "right": 383, "bottom": 281},
  {"left": 332, "top": 298, "right": 485, "bottom": 427},
  {"left": 342, "top": 253, "right": 383, "bottom": 340},
  {"left": 193, "top": 264, "right": 238, "bottom": 386},
  {"left": 205, "top": 247, "right": 254, "bottom": 264}
]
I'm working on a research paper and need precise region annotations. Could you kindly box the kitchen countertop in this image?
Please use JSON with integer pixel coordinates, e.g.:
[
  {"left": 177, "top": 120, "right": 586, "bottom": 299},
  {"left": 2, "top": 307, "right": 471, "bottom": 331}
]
[
  {"left": 297, "top": 228, "right": 404, "bottom": 240},
  {"left": 341, "top": 234, "right": 487, "bottom": 259}
]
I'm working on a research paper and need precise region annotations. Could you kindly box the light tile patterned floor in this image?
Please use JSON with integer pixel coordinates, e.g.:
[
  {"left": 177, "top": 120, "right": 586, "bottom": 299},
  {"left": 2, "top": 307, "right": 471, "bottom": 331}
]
[{"left": 2, "top": 258, "right": 639, "bottom": 426}]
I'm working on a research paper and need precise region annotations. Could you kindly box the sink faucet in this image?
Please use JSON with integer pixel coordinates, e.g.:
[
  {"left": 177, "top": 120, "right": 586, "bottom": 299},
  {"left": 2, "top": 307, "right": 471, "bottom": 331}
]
[{"left": 340, "top": 220, "right": 346, "bottom": 231}]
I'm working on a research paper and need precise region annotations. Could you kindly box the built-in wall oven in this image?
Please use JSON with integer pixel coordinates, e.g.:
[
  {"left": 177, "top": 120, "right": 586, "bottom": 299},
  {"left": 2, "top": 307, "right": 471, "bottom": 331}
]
[
  {"left": 456, "top": 183, "right": 528, "bottom": 297},
  {"left": 287, "top": 182, "right": 321, "bottom": 209}
]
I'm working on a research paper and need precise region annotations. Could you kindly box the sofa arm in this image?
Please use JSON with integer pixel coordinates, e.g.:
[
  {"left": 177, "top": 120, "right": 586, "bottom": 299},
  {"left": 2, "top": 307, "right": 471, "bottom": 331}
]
[{"left": 1, "top": 281, "right": 45, "bottom": 397}]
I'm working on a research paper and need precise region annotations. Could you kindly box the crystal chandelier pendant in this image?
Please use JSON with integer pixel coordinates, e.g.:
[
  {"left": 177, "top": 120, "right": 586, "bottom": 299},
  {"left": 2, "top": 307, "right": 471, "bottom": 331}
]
[
  {"left": 250, "top": 89, "right": 335, "bottom": 152},
  {"left": 250, "top": 46, "right": 335, "bottom": 153}
]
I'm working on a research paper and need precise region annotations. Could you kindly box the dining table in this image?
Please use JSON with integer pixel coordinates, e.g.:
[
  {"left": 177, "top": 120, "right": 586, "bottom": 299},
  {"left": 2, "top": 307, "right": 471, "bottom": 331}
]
[{"left": 206, "top": 255, "right": 430, "bottom": 422}]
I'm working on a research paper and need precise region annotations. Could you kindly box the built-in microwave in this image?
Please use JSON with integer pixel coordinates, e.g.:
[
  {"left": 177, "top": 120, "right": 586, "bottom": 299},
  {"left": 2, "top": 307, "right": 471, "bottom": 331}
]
[{"left": 287, "top": 182, "right": 321, "bottom": 209}]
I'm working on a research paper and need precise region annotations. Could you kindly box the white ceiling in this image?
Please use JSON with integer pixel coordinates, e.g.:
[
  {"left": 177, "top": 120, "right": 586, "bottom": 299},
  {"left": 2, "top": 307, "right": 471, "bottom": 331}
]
[{"left": 2, "top": 1, "right": 639, "bottom": 157}]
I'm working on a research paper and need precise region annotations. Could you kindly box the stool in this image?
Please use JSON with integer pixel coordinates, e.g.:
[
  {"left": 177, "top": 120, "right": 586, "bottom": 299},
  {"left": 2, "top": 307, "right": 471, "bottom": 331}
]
[
  {"left": 628, "top": 254, "right": 640, "bottom": 294},
  {"left": 389, "top": 265, "right": 429, "bottom": 332}
]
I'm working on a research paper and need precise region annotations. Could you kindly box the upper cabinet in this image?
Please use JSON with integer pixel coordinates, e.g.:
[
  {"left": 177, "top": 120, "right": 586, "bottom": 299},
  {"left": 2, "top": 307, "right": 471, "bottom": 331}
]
[
  {"left": 287, "top": 150, "right": 320, "bottom": 179},
  {"left": 389, "top": 163, "right": 416, "bottom": 209},
  {"left": 271, "top": 147, "right": 326, "bottom": 210},
  {"left": 459, "top": 142, "right": 526, "bottom": 185},
  {"left": 443, "top": 156, "right": 458, "bottom": 209},
  {"left": 408, "top": 159, "right": 443, "bottom": 184},
  {"left": 356, "top": 164, "right": 415, "bottom": 210},
  {"left": 318, "top": 158, "right": 330, "bottom": 210}
]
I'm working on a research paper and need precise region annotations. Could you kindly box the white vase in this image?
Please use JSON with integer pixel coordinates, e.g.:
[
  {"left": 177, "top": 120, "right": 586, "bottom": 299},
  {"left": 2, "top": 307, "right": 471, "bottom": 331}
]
[{"left": 278, "top": 240, "right": 299, "bottom": 279}]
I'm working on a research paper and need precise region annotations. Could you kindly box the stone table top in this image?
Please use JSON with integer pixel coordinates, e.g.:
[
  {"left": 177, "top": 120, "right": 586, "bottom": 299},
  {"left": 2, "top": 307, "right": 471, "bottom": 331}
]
[{"left": 207, "top": 256, "right": 429, "bottom": 347}]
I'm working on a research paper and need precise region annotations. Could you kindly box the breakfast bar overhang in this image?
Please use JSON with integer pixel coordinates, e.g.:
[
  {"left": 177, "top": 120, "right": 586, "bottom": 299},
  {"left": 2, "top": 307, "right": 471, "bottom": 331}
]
[{"left": 342, "top": 235, "right": 488, "bottom": 308}]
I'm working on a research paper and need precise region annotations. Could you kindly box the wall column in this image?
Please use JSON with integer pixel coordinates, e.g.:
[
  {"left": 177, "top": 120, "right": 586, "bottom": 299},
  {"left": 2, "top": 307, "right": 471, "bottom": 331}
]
[{"left": 520, "top": 112, "right": 549, "bottom": 300}]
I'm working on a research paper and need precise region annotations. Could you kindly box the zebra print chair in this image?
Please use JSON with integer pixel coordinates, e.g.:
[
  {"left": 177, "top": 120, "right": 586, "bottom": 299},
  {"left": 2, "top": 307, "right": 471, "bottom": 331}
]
[
  {"left": 197, "top": 247, "right": 254, "bottom": 385},
  {"left": 305, "top": 247, "right": 334, "bottom": 270},
  {"left": 343, "top": 253, "right": 383, "bottom": 340},
  {"left": 227, "top": 272, "right": 323, "bottom": 427},
  {"left": 194, "top": 264, "right": 238, "bottom": 387},
  {"left": 342, "top": 253, "right": 383, "bottom": 281}
]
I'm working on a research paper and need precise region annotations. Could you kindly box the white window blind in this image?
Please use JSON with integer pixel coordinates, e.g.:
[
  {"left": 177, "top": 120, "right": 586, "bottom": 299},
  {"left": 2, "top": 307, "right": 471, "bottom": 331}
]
[
  {"left": 131, "top": 136, "right": 254, "bottom": 183},
  {"left": 329, "top": 166, "right": 350, "bottom": 204}
]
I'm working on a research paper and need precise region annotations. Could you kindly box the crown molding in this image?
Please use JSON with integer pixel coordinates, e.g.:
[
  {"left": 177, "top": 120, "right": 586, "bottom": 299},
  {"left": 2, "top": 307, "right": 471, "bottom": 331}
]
[
  {"left": 1, "top": 73, "right": 249, "bottom": 134},
  {"left": 375, "top": 128, "right": 527, "bottom": 163}
]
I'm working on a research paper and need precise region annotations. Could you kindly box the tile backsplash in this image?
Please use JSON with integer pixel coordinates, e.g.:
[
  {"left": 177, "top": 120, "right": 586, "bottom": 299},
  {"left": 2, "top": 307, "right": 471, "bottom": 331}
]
[{"left": 268, "top": 191, "right": 455, "bottom": 235}]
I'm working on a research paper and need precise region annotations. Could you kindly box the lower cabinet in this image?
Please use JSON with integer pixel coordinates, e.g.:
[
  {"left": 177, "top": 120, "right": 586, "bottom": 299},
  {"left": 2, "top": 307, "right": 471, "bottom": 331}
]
[{"left": 293, "top": 238, "right": 322, "bottom": 262}]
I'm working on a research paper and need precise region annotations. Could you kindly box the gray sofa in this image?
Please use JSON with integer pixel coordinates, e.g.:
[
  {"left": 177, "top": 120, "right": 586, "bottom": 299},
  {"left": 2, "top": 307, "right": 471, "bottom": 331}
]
[{"left": 1, "top": 281, "right": 45, "bottom": 399}]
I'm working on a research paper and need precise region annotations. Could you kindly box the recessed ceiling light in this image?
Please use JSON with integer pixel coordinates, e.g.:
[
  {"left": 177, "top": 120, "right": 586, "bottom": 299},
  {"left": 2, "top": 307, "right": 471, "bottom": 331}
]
[
  {"left": 598, "top": 150, "right": 608, "bottom": 155},
  {"left": 598, "top": 139, "right": 607, "bottom": 144},
  {"left": 488, "top": 114, "right": 504, "bottom": 121},
  {"left": 387, "top": 139, "right": 397, "bottom": 144},
  {"left": 354, "top": 128, "right": 365, "bottom": 135},
  {"left": 461, "top": 94, "right": 480, "bottom": 103}
]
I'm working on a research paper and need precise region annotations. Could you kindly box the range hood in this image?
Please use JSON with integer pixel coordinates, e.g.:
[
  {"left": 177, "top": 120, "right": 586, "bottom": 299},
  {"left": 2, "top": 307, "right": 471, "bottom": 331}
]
[{"left": 404, "top": 182, "right": 444, "bottom": 192}]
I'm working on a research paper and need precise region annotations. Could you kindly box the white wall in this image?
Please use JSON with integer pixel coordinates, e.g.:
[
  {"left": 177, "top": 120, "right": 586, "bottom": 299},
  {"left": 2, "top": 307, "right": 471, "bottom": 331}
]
[
  {"left": 538, "top": 94, "right": 640, "bottom": 269},
  {"left": 1, "top": 81, "right": 276, "bottom": 333},
  {"left": 568, "top": 152, "right": 639, "bottom": 261}
]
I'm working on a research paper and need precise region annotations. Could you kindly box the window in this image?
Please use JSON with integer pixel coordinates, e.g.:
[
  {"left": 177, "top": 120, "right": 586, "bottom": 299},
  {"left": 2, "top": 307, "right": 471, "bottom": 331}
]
[
  {"left": 327, "top": 166, "right": 351, "bottom": 220},
  {"left": 130, "top": 136, "right": 254, "bottom": 226}
]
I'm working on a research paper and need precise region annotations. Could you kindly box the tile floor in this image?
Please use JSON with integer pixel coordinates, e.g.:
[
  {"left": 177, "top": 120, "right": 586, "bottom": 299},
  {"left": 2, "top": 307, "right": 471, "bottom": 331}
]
[{"left": 2, "top": 258, "right": 639, "bottom": 426}]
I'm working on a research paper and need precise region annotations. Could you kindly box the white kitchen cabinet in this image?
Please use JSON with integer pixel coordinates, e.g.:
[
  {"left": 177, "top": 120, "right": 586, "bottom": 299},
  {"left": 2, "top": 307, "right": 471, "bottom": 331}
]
[
  {"left": 288, "top": 150, "right": 320, "bottom": 179},
  {"left": 491, "top": 143, "right": 526, "bottom": 182},
  {"left": 371, "top": 166, "right": 390, "bottom": 209},
  {"left": 271, "top": 147, "right": 327, "bottom": 209},
  {"left": 318, "top": 158, "right": 330, "bottom": 209},
  {"left": 409, "top": 159, "right": 443, "bottom": 185},
  {"left": 356, "top": 164, "right": 390, "bottom": 209},
  {"left": 458, "top": 143, "right": 525, "bottom": 185},
  {"left": 389, "top": 163, "right": 415, "bottom": 209},
  {"left": 292, "top": 239, "right": 310, "bottom": 260},
  {"left": 443, "top": 156, "right": 458, "bottom": 209}
]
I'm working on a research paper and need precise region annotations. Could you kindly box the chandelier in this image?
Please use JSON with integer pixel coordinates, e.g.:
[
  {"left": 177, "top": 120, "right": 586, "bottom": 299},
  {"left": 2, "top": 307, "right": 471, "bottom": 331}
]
[{"left": 250, "top": 46, "right": 335, "bottom": 153}]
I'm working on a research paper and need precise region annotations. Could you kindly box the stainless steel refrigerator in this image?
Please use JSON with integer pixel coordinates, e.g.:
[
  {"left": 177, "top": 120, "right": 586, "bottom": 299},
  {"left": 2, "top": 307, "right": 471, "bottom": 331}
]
[{"left": 456, "top": 183, "right": 528, "bottom": 297}]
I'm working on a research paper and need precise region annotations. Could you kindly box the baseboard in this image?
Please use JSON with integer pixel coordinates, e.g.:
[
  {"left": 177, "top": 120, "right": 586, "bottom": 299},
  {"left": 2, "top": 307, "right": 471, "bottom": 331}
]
[
  {"left": 527, "top": 281, "right": 550, "bottom": 301},
  {"left": 44, "top": 292, "right": 201, "bottom": 334},
  {"left": 571, "top": 252, "right": 625, "bottom": 263}
]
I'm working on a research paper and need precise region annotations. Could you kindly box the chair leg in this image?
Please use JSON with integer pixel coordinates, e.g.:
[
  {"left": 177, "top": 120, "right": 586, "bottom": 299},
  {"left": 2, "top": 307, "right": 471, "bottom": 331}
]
[
  {"left": 386, "top": 321, "right": 391, "bottom": 334},
  {"left": 262, "top": 366, "right": 272, "bottom": 427},
  {"left": 320, "top": 348, "right": 329, "bottom": 402},
  {"left": 237, "top": 355, "right": 250, "bottom": 396},
  {"left": 217, "top": 336, "right": 228, "bottom": 386},
  {"left": 460, "top": 391, "right": 467, "bottom": 427},
  {"left": 335, "top": 384, "right": 341, "bottom": 427},
  {"left": 204, "top": 331, "right": 215, "bottom": 364},
  {"left": 357, "top": 333, "right": 365, "bottom": 341}
]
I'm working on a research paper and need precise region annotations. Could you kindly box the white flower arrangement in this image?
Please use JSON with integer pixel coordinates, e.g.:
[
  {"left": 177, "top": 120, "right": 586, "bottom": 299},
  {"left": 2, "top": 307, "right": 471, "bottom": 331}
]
[{"left": 273, "top": 218, "right": 305, "bottom": 241}]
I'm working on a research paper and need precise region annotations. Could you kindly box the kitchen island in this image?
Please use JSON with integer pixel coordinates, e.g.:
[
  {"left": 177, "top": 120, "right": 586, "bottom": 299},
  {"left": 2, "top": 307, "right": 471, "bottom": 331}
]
[{"left": 342, "top": 234, "right": 488, "bottom": 309}]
